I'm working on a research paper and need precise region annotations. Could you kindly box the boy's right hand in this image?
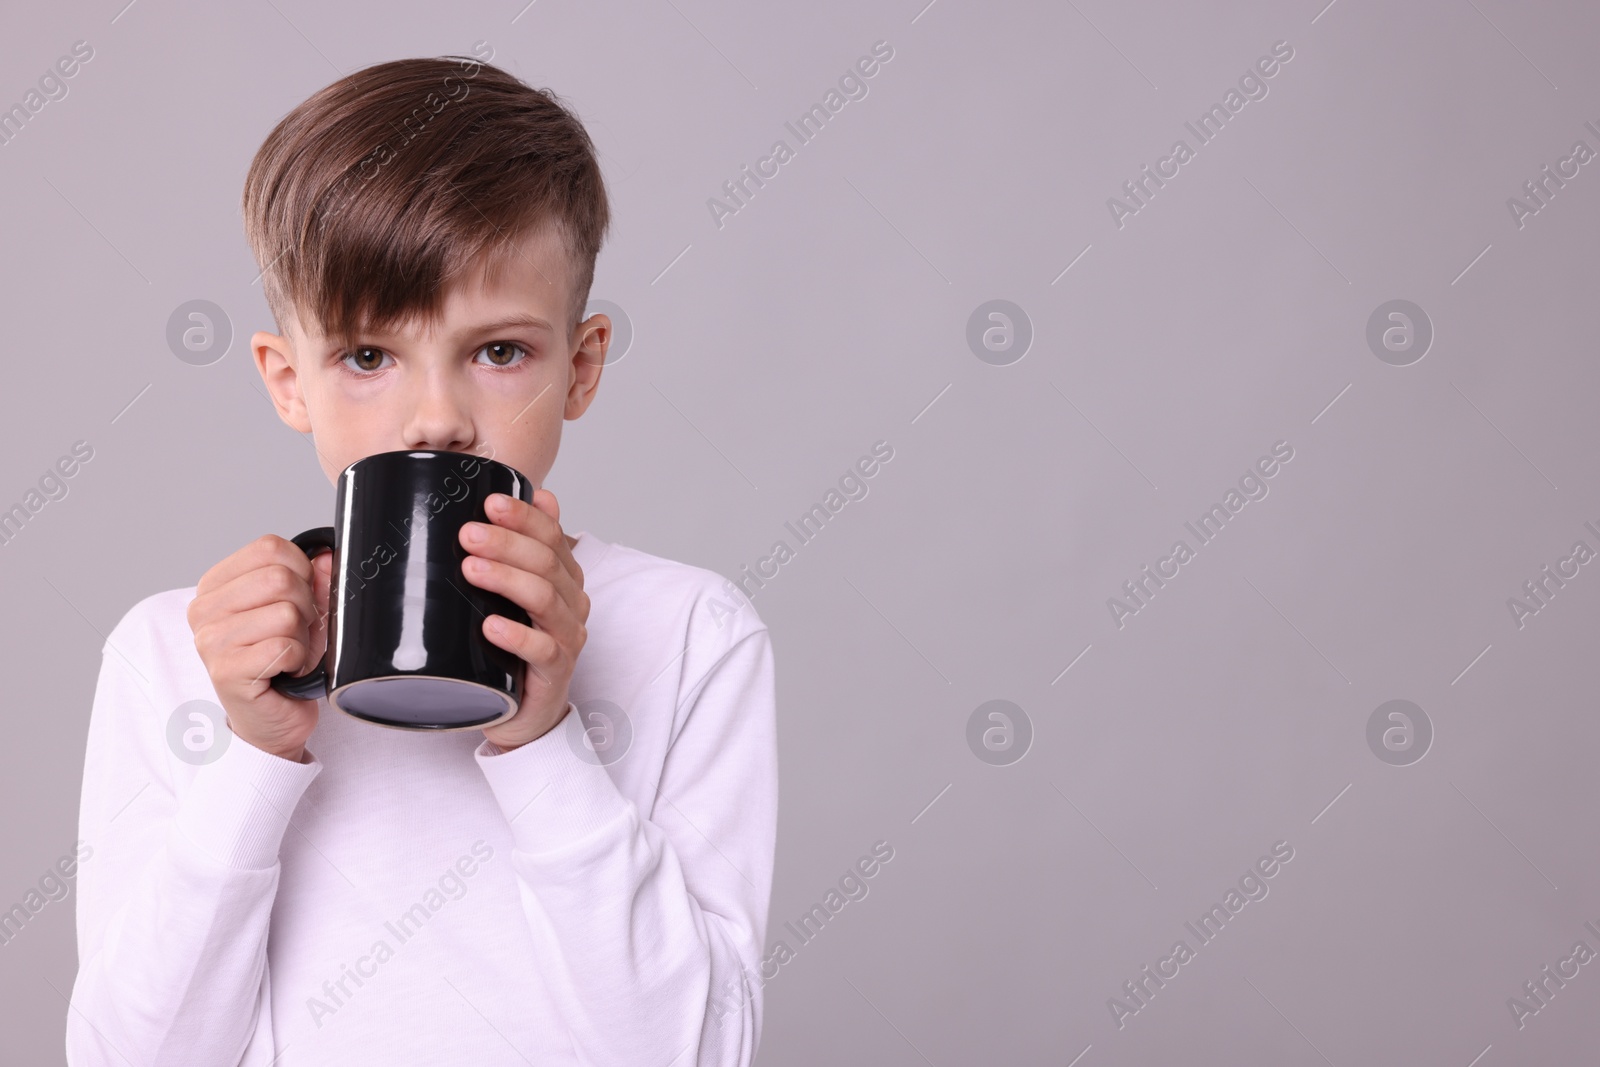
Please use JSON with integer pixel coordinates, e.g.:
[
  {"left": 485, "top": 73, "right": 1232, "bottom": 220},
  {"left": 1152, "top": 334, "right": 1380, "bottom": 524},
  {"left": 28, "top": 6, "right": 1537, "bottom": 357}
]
[{"left": 187, "top": 535, "right": 334, "bottom": 763}]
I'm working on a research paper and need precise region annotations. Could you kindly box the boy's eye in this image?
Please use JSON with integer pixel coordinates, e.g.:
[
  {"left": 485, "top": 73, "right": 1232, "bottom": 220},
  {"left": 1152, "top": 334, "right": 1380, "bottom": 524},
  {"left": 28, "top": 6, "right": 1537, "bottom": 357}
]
[
  {"left": 337, "top": 342, "right": 529, "bottom": 374},
  {"left": 341, "top": 347, "right": 391, "bottom": 373},
  {"left": 476, "top": 341, "right": 529, "bottom": 367}
]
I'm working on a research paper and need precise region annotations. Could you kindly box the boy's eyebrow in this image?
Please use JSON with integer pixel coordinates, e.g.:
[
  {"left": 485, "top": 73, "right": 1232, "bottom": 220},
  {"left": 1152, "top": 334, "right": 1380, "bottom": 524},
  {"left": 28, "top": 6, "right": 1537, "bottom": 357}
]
[
  {"left": 459, "top": 313, "right": 555, "bottom": 336},
  {"left": 334, "top": 312, "right": 556, "bottom": 346}
]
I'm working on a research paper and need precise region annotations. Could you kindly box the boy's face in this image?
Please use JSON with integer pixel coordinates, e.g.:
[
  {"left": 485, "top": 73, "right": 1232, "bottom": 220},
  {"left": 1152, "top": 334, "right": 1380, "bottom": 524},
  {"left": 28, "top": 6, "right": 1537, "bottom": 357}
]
[{"left": 252, "top": 223, "right": 608, "bottom": 499}]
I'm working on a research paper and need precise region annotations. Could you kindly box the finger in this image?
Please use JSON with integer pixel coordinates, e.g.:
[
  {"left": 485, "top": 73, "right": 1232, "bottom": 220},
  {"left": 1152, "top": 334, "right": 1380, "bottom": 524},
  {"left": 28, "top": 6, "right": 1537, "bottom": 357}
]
[
  {"left": 531, "top": 488, "right": 584, "bottom": 583},
  {"left": 458, "top": 520, "right": 584, "bottom": 617},
  {"left": 309, "top": 552, "right": 333, "bottom": 655},
  {"left": 531, "top": 486, "right": 559, "bottom": 526},
  {"left": 481, "top": 613, "right": 568, "bottom": 684},
  {"left": 190, "top": 556, "right": 320, "bottom": 635},
  {"left": 485, "top": 490, "right": 583, "bottom": 586},
  {"left": 460, "top": 499, "right": 585, "bottom": 601},
  {"left": 461, "top": 557, "right": 586, "bottom": 648},
  {"left": 195, "top": 600, "right": 321, "bottom": 683},
  {"left": 312, "top": 551, "right": 333, "bottom": 618},
  {"left": 236, "top": 636, "right": 319, "bottom": 690},
  {"left": 196, "top": 534, "right": 314, "bottom": 599}
]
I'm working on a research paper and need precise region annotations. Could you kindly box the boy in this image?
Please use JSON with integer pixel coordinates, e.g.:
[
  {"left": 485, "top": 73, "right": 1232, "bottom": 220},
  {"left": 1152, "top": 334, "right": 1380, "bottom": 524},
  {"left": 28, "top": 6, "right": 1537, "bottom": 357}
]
[{"left": 66, "top": 51, "right": 777, "bottom": 1066}]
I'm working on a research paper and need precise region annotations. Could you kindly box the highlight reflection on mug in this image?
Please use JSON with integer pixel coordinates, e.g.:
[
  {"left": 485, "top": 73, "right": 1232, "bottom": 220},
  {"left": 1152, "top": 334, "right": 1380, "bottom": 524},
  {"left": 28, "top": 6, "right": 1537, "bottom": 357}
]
[
  {"left": 166, "top": 699, "right": 231, "bottom": 765},
  {"left": 566, "top": 699, "right": 633, "bottom": 766}
]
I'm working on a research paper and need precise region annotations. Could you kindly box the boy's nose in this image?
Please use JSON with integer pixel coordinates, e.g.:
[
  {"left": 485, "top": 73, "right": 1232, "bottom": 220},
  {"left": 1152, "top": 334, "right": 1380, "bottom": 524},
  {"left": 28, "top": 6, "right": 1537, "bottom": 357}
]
[{"left": 402, "top": 385, "right": 476, "bottom": 453}]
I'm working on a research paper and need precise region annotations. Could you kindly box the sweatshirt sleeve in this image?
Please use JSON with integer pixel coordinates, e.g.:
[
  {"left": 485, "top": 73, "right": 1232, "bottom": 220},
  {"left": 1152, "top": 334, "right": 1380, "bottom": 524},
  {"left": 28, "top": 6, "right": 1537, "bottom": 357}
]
[
  {"left": 66, "top": 617, "right": 323, "bottom": 1067},
  {"left": 474, "top": 624, "right": 778, "bottom": 1067}
]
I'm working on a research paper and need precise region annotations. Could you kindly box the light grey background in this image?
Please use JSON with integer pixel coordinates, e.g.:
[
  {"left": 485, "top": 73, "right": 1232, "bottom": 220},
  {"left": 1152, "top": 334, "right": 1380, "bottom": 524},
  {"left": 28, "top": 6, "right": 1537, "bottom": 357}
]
[{"left": 3, "top": 0, "right": 1597, "bottom": 1062}]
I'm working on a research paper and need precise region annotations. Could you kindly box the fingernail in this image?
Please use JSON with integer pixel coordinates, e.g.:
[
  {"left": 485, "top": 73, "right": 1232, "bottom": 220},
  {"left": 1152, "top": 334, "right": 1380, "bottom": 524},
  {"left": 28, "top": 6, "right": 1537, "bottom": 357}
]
[{"left": 464, "top": 523, "right": 486, "bottom": 543}]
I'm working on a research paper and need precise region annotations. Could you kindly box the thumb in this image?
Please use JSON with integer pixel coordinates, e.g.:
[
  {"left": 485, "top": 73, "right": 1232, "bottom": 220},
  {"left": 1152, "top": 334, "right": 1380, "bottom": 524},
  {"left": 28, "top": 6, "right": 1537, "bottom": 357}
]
[
  {"left": 313, "top": 550, "right": 333, "bottom": 609},
  {"left": 310, "top": 551, "right": 333, "bottom": 651}
]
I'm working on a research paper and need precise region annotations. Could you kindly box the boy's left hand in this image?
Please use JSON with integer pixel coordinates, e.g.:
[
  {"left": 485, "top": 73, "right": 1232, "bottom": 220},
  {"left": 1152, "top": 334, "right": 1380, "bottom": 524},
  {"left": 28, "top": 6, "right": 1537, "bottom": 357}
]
[{"left": 458, "top": 487, "right": 589, "bottom": 751}]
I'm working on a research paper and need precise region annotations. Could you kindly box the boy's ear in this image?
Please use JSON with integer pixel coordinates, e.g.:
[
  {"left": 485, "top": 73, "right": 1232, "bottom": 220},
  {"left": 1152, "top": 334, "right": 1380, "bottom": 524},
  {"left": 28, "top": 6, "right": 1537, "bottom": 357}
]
[
  {"left": 564, "top": 313, "right": 609, "bottom": 420},
  {"left": 253, "top": 330, "right": 314, "bottom": 434}
]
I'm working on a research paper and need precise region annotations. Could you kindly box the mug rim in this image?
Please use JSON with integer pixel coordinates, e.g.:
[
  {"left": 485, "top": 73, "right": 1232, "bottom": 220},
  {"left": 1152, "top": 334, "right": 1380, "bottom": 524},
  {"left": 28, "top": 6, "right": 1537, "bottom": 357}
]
[{"left": 340, "top": 448, "right": 527, "bottom": 482}]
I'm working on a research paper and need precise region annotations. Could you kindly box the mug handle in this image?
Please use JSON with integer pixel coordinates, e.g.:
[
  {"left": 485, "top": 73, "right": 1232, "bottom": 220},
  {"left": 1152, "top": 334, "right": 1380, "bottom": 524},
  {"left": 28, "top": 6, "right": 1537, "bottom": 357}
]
[{"left": 268, "top": 526, "right": 336, "bottom": 701}]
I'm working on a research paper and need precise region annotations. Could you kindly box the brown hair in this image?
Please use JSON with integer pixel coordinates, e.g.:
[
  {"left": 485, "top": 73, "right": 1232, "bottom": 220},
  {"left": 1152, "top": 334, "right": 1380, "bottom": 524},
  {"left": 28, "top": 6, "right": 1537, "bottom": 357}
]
[{"left": 241, "top": 53, "right": 609, "bottom": 350}]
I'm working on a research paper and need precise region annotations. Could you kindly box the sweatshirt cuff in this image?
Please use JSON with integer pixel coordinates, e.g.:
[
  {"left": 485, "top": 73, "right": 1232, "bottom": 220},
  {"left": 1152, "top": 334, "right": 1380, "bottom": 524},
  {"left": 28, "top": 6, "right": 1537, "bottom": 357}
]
[
  {"left": 475, "top": 702, "right": 632, "bottom": 854},
  {"left": 173, "top": 733, "right": 323, "bottom": 871}
]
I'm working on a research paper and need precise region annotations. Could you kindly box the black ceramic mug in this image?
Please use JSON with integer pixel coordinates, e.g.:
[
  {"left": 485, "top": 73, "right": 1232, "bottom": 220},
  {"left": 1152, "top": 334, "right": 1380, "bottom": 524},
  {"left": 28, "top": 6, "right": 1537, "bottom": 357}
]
[{"left": 269, "top": 449, "right": 536, "bottom": 731}]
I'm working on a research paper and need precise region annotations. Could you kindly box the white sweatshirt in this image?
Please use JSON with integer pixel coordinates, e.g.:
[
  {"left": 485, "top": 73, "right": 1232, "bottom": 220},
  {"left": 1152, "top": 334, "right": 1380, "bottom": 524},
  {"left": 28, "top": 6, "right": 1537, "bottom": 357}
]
[{"left": 66, "top": 529, "right": 777, "bottom": 1066}]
